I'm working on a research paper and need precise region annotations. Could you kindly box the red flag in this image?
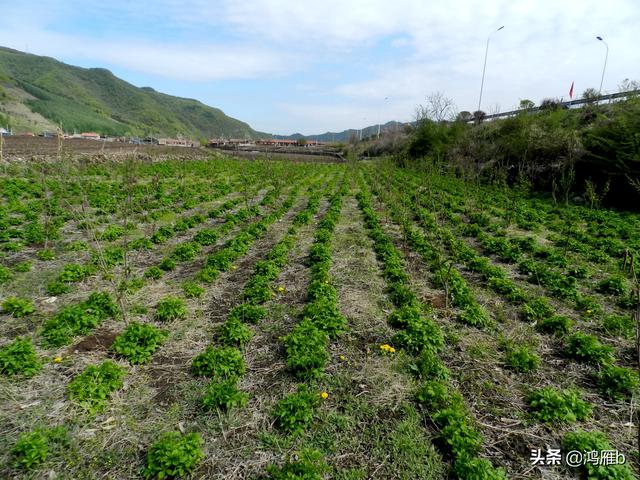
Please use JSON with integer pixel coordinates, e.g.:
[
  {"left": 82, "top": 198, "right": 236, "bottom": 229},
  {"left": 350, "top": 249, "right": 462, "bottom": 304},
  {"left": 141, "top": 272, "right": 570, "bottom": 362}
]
[{"left": 569, "top": 81, "right": 574, "bottom": 99}]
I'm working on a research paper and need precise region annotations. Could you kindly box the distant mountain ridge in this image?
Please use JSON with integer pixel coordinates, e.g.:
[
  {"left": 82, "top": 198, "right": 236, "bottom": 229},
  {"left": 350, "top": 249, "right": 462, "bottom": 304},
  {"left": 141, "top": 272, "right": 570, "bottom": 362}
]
[
  {"left": 0, "top": 47, "right": 265, "bottom": 139},
  {"left": 276, "top": 121, "right": 407, "bottom": 143}
]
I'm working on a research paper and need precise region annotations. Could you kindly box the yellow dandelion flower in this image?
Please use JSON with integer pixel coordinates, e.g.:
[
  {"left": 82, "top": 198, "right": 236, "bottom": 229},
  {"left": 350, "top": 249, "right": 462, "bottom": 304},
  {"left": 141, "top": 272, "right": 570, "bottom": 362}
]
[
  {"left": 389, "top": 347, "right": 396, "bottom": 353},
  {"left": 339, "top": 355, "right": 346, "bottom": 361},
  {"left": 231, "top": 265, "right": 237, "bottom": 270},
  {"left": 53, "top": 356, "right": 62, "bottom": 363},
  {"left": 277, "top": 286, "right": 285, "bottom": 292},
  {"left": 320, "top": 391, "right": 329, "bottom": 400},
  {"left": 586, "top": 309, "right": 592, "bottom": 314}
]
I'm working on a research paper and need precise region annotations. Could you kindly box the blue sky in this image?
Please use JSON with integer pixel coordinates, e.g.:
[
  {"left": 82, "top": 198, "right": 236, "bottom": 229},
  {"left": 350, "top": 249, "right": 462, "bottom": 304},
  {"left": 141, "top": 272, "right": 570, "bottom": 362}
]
[{"left": 1, "top": 0, "right": 639, "bottom": 135}]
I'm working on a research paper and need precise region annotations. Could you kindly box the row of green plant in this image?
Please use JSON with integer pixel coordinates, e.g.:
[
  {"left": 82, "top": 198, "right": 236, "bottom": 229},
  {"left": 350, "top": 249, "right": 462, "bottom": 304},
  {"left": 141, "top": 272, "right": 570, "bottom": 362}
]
[
  {"left": 283, "top": 187, "right": 346, "bottom": 379},
  {"left": 265, "top": 181, "right": 347, "bottom": 478},
  {"left": 140, "top": 181, "right": 336, "bottom": 479},
  {"left": 376, "top": 166, "right": 639, "bottom": 403},
  {"left": 355, "top": 178, "right": 506, "bottom": 480}
]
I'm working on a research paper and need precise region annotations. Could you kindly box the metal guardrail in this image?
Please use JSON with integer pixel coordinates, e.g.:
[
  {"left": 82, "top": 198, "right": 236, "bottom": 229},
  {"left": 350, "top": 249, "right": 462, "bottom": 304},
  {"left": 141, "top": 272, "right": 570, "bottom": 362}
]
[{"left": 477, "top": 89, "right": 640, "bottom": 121}]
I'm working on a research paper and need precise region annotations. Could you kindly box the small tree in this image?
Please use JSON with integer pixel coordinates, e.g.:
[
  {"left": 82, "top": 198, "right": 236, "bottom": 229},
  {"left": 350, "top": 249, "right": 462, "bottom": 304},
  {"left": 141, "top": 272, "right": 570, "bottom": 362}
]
[
  {"left": 519, "top": 99, "right": 535, "bottom": 110},
  {"left": 582, "top": 88, "right": 599, "bottom": 103}
]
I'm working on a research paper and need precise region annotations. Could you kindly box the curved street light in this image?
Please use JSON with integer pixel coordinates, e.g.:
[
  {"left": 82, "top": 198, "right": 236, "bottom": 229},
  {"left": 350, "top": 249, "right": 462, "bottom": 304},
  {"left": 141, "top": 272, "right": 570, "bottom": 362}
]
[
  {"left": 596, "top": 36, "right": 609, "bottom": 96},
  {"left": 478, "top": 26, "right": 504, "bottom": 113}
]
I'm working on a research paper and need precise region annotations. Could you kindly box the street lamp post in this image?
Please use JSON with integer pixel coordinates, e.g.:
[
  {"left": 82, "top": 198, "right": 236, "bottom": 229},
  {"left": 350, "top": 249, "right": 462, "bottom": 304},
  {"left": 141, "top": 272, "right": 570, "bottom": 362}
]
[
  {"left": 596, "top": 36, "right": 608, "bottom": 96},
  {"left": 478, "top": 26, "right": 504, "bottom": 113}
]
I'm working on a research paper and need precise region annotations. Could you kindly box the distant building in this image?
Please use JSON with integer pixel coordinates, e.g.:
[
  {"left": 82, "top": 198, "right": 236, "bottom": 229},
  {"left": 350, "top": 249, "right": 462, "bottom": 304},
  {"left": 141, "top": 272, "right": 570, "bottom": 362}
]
[
  {"left": 80, "top": 132, "right": 101, "bottom": 140},
  {"left": 158, "top": 138, "right": 197, "bottom": 147}
]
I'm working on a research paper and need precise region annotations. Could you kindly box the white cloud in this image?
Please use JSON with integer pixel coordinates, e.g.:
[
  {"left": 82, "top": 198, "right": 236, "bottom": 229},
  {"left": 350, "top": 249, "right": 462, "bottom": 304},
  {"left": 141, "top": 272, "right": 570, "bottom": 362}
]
[
  {"left": 0, "top": 27, "right": 295, "bottom": 81},
  {"left": 1, "top": 0, "right": 639, "bottom": 132}
]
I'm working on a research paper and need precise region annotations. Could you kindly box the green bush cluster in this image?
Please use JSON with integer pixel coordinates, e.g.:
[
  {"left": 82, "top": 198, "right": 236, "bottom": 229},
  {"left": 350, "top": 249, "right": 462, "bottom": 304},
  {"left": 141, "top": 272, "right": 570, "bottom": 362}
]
[
  {"left": 273, "top": 385, "right": 319, "bottom": 434},
  {"left": 562, "top": 430, "right": 636, "bottom": 480},
  {"left": 2, "top": 297, "right": 35, "bottom": 317},
  {"left": 228, "top": 303, "right": 266, "bottom": 324},
  {"left": 565, "top": 332, "right": 614, "bottom": 365},
  {"left": 182, "top": 281, "right": 205, "bottom": 298},
  {"left": 41, "top": 292, "right": 118, "bottom": 346},
  {"left": 0, "top": 337, "right": 41, "bottom": 377},
  {"left": 595, "top": 365, "right": 639, "bottom": 400},
  {"left": 112, "top": 322, "right": 168, "bottom": 364},
  {"left": 67, "top": 360, "right": 126, "bottom": 413},
  {"left": 154, "top": 297, "right": 188, "bottom": 322},
  {"left": 266, "top": 449, "right": 329, "bottom": 480},
  {"left": 144, "top": 432, "right": 204, "bottom": 479},
  {"left": 527, "top": 387, "right": 592, "bottom": 423},
  {"left": 191, "top": 346, "right": 245, "bottom": 379},
  {"left": 415, "top": 381, "right": 506, "bottom": 479},
  {"left": 504, "top": 345, "right": 540, "bottom": 373},
  {"left": 11, "top": 426, "right": 68, "bottom": 470},
  {"left": 201, "top": 378, "right": 248, "bottom": 412},
  {"left": 283, "top": 319, "right": 329, "bottom": 379}
]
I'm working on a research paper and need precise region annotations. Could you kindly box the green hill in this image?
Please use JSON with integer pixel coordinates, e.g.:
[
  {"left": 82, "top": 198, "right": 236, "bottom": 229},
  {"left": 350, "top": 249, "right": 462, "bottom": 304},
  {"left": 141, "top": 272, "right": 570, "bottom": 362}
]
[{"left": 0, "top": 47, "right": 264, "bottom": 139}]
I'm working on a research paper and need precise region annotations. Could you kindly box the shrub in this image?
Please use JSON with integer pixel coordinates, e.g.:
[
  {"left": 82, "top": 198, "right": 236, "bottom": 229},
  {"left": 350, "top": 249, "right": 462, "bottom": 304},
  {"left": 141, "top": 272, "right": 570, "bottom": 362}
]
[
  {"left": 171, "top": 243, "right": 201, "bottom": 262},
  {"left": 602, "top": 314, "right": 634, "bottom": 339},
  {"left": 67, "top": 360, "right": 126, "bottom": 413},
  {"left": 522, "top": 297, "right": 554, "bottom": 322},
  {"left": 392, "top": 315, "right": 444, "bottom": 354},
  {"left": 434, "top": 406, "right": 483, "bottom": 457},
  {"left": 273, "top": 385, "right": 319, "bottom": 434},
  {"left": 228, "top": 303, "right": 267, "bottom": 324},
  {"left": 193, "top": 229, "right": 218, "bottom": 246},
  {"left": 11, "top": 426, "right": 68, "bottom": 470},
  {"left": 191, "top": 346, "right": 245, "bottom": 379},
  {"left": 0, "top": 337, "right": 41, "bottom": 377},
  {"left": 42, "top": 294, "right": 118, "bottom": 346},
  {"left": 565, "top": 332, "right": 614, "bottom": 365},
  {"left": 13, "top": 261, "right": 32, "bottom": 272},
  {"left": 218, "top": 318, "right": 254, "bottom": 347},
  {"left": 201, "top": 379, "right": 248, "bottom": 411},
  {"left": 144, "top": 266, "right": 163, "bottom": 280},
  {"left": 302, "top": 298, "right": 347, "bottom": 339},
  {"left": 595, "top": 365, "right": 639, "bottom": 400},
  {"left": 388, "top": 304, "right": 422, "bottom": 328},
  {"left": 453, "top": 456, "right": 507, "bottom": 480},
  {"left": 37, "top": 249, "right": 55, "bottom": 261},
  {"left": 58, "top": 263, "right": 91, "bottom": 283},
  {"left": 144, "top": 432, "right": 204, "bottom": 480},
  {"left": 1, "top": 297, "right": 35, "bottom": 317},
  {"left": 575, "top": 295, "right": 603, "bottom": 316},
  {"left": 11, "top": 429, "right": 48, "bottom": 469},
  {"left": 154, "top": 297, "right": 188, "bottom": 322},
  {"left": 504, "top": 345, "right": 540, "bottom": 373},
  {"left": 112, "top": 322, "right": 168, "bottom": 364},
  {"left": 535, "top": 315, "right": 573, "bottom": 335},
  {"left": 458, "top": 303, "right": 492, "bottom": 328},
  {"left": 527, "top": 387, "right": 592, "bottom": 423},
  {"left": 283, "top": 319, "right": 328, "bottom": 379},
  {"left": 0, "top": 265, "right": 12, "bottom": 283},
  {"left": 46, "top": 281, "right": 71, "bottom": 296},
  {"left": 158, "top": 258, "right": 176, "bottom": 272},
  {"left": 597, "top": 275, "right": 628, "bottom": 296},
  {"left": 182, "top": 281, "right": 205, "bottom": 299},
  {"left": 412, "top": 349, "right": 449, "bottom": 381},
  {"left": 99, "top": 225, "right": 124, "bottom": 241},
  {"left": 267, "top": 449, "right": 329, "bottom": 480},
  {"left": 562, "top": 430, "right": 635, "bottom": 480}
]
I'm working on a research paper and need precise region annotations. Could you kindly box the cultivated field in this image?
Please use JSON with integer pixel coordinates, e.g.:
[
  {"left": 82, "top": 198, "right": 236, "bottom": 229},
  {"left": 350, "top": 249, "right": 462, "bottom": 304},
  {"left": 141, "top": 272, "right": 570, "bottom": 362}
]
[{"left": 0, "top": 155, "right": 638, "bottom": 479}]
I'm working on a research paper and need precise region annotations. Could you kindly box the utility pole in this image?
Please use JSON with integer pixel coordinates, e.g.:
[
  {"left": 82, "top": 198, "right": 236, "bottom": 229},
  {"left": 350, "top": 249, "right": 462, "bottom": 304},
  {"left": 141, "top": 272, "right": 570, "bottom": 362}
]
[
  {"left": 596, "top": 36, "right": 609, "bottom": 96},
  {"left": 478, "top": 26, "right": 504, "bottom": 113}
]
